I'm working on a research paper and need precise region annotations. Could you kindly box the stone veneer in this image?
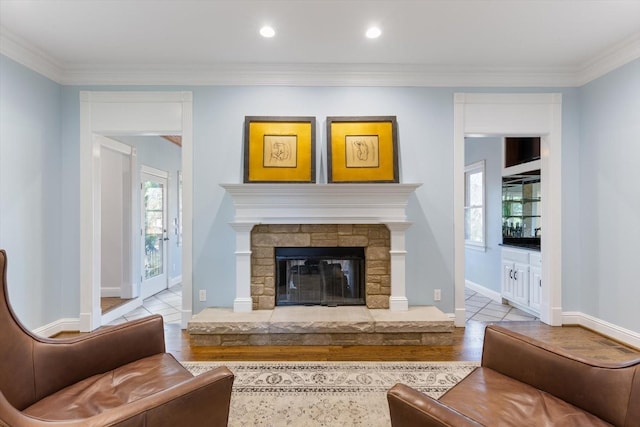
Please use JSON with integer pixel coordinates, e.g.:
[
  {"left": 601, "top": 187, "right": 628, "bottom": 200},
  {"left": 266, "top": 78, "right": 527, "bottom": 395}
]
[{"left": 250, "top": 224, "right": 390, "bottom": 310}]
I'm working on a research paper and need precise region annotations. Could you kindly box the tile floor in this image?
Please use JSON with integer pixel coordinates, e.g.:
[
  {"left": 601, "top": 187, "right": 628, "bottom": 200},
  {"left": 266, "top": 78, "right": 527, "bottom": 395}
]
[
  {"left": 110, "top": 285, "right": 536, "bottom": 326},
  {"left": 465, "top": 288, "right": 538, "bottom": 322},
  {"left": 108, "top": 284, "right": 182, "bottom": 326}
]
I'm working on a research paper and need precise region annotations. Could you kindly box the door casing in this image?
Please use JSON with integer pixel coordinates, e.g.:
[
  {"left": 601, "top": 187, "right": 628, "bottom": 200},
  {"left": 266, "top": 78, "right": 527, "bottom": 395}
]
[{"left": 79, "top": 91, "right": 193, "bottom": 331}]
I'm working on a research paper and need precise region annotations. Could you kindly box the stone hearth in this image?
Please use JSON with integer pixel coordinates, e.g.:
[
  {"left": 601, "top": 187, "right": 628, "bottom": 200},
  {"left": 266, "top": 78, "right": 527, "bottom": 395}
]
[{"left": 188, "top": 306, "right": 454, "bottom": 346}]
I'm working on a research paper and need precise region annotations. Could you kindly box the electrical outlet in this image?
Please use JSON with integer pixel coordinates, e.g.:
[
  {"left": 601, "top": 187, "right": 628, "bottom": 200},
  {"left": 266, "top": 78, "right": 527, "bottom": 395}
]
[
  {"left": 199, "top": 289, "right": 207, "bottom": 302},
  {"left": 434, "top": 289, "right": 441, "bottom": 301}
]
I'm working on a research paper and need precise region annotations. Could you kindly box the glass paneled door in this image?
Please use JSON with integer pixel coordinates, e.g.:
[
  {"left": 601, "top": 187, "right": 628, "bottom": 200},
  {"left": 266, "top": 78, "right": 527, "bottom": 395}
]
[{"left": 141, "top": 168, "right": 169, "bottom": 299}]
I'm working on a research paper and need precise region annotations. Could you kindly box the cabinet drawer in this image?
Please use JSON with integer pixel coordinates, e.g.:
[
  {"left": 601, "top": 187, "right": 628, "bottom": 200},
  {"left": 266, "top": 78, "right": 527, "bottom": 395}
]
[{"left": 502, "top": 248, "right": 529, "bottom": 264}]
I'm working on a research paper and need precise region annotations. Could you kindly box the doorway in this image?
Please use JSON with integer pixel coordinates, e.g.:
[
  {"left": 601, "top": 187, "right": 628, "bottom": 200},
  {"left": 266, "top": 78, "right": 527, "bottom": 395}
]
[
  {"left": 79, "top": 91, "right": 193, "bottom": 332},
  {"left": 141, "top": 167, "right": 169, "bottom": 299},
  {"left": 453, "top": 93, "right": 563, "bottom": 327}
]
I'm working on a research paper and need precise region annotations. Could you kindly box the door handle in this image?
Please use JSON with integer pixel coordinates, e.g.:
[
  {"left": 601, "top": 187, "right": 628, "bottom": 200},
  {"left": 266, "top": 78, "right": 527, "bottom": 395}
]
[{"left": 163, "top": 237, "right": 169, "bottom": 241}]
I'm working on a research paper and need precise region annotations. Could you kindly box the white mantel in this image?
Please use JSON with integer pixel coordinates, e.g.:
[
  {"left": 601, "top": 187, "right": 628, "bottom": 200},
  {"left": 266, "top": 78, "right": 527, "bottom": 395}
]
[{"left": 222, "top": 183, "right": 422, "bottom": 312}]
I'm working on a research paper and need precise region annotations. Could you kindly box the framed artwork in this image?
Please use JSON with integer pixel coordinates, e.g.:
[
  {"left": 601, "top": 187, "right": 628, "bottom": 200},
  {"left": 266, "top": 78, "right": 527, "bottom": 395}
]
[
  {"left": 327, "top": 116, "right": 399, "bottom": 183},
  {"left": 244, "top": 116, "right": 316, "bottom": 183}
]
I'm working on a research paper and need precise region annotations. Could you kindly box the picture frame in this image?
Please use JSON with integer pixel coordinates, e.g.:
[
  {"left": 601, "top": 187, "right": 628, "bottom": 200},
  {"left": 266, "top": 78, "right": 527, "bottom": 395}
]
[
  {"left": 244, "top": 116, "right": 316, "bottom": 183},
  {"left": 326, "top": 116, "right": 399, "bottom": 183}
]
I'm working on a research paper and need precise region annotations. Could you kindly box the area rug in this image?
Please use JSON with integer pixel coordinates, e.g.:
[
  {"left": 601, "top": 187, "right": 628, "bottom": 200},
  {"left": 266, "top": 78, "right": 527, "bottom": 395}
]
[{"left": 182, "top": 361, "right": 479, "bottom": 426}]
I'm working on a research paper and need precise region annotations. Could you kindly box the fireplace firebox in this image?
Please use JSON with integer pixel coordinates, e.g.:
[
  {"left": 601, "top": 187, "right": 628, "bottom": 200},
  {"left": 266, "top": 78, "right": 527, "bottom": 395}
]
[{"left": 275, "top": 247, "right": 365, "bottom": 306}]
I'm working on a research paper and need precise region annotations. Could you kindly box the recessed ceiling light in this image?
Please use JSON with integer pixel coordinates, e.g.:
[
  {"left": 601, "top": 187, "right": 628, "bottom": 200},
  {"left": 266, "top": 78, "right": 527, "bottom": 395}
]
[
  {"left": 260, "top": 26, "right": 276, "bottom": 38},
  {"left": 365, "top": 26, "right": 382, "bottom": 39}
]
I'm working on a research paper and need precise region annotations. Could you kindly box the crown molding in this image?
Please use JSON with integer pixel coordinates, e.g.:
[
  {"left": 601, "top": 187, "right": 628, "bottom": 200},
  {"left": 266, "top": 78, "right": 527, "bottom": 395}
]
[
  {"left": 59, "top": 62, "right": 579, "bottom": 87},
  {"left": 2, "top": 25, "right": 638, "bottom": 88},
  {"left": 576, "top": 32, "right": 640, "bottom": 86},
  {"left": 0, "top": 27, "right": 65, "bottom": 83}
]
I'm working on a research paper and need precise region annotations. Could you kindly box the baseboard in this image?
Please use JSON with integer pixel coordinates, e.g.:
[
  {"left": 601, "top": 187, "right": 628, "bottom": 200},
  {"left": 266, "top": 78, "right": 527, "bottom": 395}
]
[
  {"left": 180, "top": 308, "right": 192, "bottom": 329},
  {"left": 33, "top": 318, "right": 80, "bottom": 337},
  {"left": 465, "top": 280, "right": 502, "bottom": 302},
  {"left": 170, "top": 275, "right": 182, "bottom": 287},
  {"left": 562, "top": 311, "right": 640, "bottom": 350},
  {"left": 100, "top": 287, "right": 121, "bottom": 298}
]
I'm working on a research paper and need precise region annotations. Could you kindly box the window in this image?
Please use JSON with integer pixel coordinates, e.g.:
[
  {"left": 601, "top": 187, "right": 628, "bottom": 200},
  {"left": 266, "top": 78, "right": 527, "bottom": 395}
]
[{"left": 465, "top": 160, "right": 485, "bottom": 249}]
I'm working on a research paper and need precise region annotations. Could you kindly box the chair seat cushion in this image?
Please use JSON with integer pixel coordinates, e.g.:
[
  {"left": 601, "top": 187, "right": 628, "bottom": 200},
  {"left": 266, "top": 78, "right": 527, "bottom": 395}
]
[
  {"left": 439, "top": 367, "right": 612, "bottom": 427},
  {"left": 23, "top": 353, "right": 194, "bottom": 421}
]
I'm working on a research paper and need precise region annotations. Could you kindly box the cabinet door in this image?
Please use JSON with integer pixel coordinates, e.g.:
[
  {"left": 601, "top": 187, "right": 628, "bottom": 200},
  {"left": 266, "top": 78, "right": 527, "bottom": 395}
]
[
  {"left": 529, "top": 266, "right": 542, "bottom": 311},
  {"left": 512, "top": 262, "right": 529, "bottom": 306},
  {"left": 502, "top": 261, "right": 514, "bottom": 299}
]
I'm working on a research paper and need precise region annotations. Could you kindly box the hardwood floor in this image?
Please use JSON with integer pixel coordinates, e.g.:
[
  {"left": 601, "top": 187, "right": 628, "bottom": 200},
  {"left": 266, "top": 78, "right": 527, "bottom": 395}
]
[{"left": 161, "top": 320, "right": 640, "bottom": 363}]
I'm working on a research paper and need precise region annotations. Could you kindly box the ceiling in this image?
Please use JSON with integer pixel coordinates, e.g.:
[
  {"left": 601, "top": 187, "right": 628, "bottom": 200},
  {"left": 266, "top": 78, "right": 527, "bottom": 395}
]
[{"left": 1, "top": 0, "right": 639, "bottom": 86}]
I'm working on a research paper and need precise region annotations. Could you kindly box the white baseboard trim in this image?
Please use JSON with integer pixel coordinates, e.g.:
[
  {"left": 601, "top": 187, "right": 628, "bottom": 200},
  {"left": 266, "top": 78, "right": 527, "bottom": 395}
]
[
  {"left": 170, "top": 275, "right": 182, "bottom": 287},
  {"left": 563, "top": 311, "right": 640, "bottom": 350},
  {"left": 33, "top": 318, "right": 80, "bottom": 337},
  {"left": 465, "top": 280, "right": 502, "bottom": 303},
  {"left": 180, "top": 309, "right": 192, "bottom": 330},
  {"left": 100, "top": 287, "right": 121, "bottom": 298}
]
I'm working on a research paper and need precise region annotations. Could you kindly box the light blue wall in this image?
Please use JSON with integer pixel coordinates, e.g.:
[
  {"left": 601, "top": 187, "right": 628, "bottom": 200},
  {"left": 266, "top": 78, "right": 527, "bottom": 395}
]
[
  {"left": 578, "top": 59, "right": 640, "bottom": 332},
  {"left": 464, "top": 137, "right": 502, "bottom": 293},
  {"left": 3, "top": 52, "right": 638, "bottom": 334},
  {"left": 114, "top": 136, "right": 183, "bottom": 282},
  {"left": 190, "top": 86, "right": 457, "bottom": 312},
  {"left": 0, "top": 55, "right": 62, "bottom": 329}
]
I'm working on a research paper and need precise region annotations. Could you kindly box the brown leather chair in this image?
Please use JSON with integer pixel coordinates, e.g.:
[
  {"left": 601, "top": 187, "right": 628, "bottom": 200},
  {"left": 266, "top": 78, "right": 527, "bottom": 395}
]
[
  {"left": 0, "top": 249, "right": 235, "bottom": 426},
  {"left": 388, "top": 324, "right": 640, "bottom": 427}
]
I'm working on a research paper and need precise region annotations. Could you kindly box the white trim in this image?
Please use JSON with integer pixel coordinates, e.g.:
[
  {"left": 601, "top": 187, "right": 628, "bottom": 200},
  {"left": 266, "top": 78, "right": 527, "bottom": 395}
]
[
  {"left": 2, "top": 27, "right": 638, "bottom": 87},
  {"left": 223, "top": 184, "right": 420, "bottom": 312},
  {"left": 454, "top": 93, "right": 563, "bottom": 328},
  {"left": 170, "top": 275, "right": 182, "bottom": 287},
  {"left": 0, "top": 27, "right": 65, "bottom": 83},
  {"left": 32, "top": 318, "right": 80, "bottom": 338},
  {"left": 141, "top": 164, "right": 169, "bottom": 179},
  {"left": 563, "top": 312, "right": 640, "bottom": 351},
  {"left": 464, "top": 160, "right": 486, "bottom": 249},
  {"left": 79, "top": 91, "right": 193, "bottom": 332},
  {"left": 465, "top": 280, "right": 501, "bottom": 303},
  {"left": 577, "top": 32, "right": 640, "bottom": 86},
  {"left": 100, "top": 287, "right": 121, "bottom": 298}
]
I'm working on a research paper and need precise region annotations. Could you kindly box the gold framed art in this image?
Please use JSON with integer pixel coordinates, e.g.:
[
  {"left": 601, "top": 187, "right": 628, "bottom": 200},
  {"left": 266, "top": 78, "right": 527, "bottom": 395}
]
[
  {"left": 244, "top": 116, "right": 316, "bottom": 183},
  {"left": 327, "top": 116, "right": 399, "bottom": 183}
]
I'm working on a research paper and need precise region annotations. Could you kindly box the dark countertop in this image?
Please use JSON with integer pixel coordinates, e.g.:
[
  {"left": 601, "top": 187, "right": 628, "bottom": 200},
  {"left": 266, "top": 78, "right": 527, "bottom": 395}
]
[{"left": 499, "top": 242, "right": 541, "bottom": 251}]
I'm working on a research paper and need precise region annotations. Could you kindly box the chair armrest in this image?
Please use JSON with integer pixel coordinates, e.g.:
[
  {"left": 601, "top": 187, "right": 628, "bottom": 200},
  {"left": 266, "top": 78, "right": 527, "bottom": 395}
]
[
  {"left": 387, "top": 383, "right": 483, "bottom": 427},
  {"left": 32, "top": 315, "right": 166, "bottom": 401},
  {"left": 482, "top": 325, "right": 640, "bottom": 425},
  {"left": 1, "top": 367, "right": 235, "bottom": 427}
]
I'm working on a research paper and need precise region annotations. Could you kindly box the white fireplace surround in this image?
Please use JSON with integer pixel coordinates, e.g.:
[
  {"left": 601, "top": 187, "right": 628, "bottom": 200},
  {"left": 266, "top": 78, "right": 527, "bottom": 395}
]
[{"left": 222, "top": 183, "right": 421, "bottom": 312}]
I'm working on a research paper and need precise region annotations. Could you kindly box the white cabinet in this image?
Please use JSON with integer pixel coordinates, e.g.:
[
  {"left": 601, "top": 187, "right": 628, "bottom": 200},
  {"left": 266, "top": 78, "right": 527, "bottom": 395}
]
[
  {"left": 528, "top": 253, "right": 542, "bottom": 312},
  {"left": 501, "top": 247, "right": 541, "bottom": 315}
]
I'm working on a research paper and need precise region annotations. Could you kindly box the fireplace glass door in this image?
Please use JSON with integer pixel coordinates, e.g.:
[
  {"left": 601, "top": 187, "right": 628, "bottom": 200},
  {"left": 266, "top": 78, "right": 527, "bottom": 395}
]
[{"left": 275, "top": 247, "right": 365, "bottom": 306}]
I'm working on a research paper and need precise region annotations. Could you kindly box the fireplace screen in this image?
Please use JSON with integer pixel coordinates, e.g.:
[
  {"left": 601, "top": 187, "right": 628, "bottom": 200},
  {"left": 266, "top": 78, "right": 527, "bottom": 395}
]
[{"left": 275, "top": 247, "right": 365, "bottom": 306}]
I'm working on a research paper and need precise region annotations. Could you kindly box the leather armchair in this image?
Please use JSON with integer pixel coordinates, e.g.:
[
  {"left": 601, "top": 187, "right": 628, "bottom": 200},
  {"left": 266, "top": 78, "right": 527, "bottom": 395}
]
[
  {"left": 0, "top": 249, "right": 235, "bottom": 426},
  {"left": 388, "top": 324, "right": 640, "bottom": 427}
]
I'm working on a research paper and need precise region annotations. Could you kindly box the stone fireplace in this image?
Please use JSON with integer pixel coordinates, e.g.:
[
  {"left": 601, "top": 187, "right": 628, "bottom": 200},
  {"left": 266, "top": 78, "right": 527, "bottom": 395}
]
[
  {"left": 252, "top": 224, "right": 389, "bottom": 310},
  {"left": 222, "top": 183, "right": 421, "bottom": 313}
]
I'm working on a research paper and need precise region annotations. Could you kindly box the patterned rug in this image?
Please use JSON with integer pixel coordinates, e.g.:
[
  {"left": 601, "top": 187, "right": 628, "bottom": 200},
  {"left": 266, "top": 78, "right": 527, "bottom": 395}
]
[{"left": 182, "top": 361, "right": 479, "bottom": 426}]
